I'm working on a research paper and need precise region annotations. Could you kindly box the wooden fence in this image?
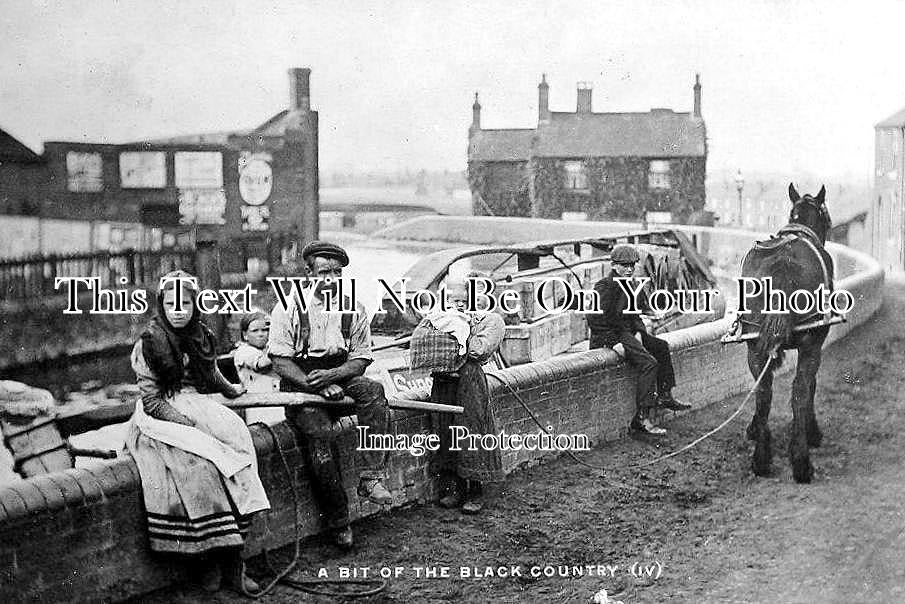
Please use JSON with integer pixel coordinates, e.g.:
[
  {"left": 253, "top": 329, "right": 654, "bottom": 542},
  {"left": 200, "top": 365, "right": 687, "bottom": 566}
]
[
  {"left": 0, "top": 248, "right": 196, "bottom": 303},
  {"left": 0, "top": 229, "right": 307, "bottom": 303}
]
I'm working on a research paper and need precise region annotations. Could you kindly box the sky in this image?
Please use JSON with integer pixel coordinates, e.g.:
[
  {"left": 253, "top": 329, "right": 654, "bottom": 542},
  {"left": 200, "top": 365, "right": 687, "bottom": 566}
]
[{"left": 1, "top": 1, "right": 903, "bottom": 181}]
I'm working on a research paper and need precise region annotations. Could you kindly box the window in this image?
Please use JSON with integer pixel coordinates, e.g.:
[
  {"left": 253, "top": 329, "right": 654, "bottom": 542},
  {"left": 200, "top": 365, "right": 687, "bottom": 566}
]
[
  {"left": 878, "top": 130, "right": 900, "bottom": 179},
  {"left": 893, "top": 133, "right": 901, "bottom": 179},
  {"left": 563, "top": 161, "right": 588, "bottom": 190},
  {"left": 648, "top": 160, "right": 671, "bottom": 190}
]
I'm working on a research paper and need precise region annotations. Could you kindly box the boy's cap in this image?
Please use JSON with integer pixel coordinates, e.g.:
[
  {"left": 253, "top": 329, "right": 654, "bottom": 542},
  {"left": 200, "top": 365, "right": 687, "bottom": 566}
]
[
  {"left": 611, "top": 244, "right": 640, "bottom": 264},
  {"left": 302, "top": 241, "right": 349, "bottom": 266}
]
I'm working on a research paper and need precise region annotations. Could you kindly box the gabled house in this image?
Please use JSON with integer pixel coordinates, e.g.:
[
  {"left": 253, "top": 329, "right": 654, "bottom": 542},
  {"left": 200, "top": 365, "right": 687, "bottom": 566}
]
[{"left": 468, "top": 75, "right": 707, "bottom": 223}]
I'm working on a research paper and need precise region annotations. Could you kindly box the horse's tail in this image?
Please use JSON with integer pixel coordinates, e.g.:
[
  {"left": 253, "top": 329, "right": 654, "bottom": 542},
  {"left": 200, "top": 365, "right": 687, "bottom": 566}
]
[{"left": 756, "top": 313, "right": 792, "bottom": 367}]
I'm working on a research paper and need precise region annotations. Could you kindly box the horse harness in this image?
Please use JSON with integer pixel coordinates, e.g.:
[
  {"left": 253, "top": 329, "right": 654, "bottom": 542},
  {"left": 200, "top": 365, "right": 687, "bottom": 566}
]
[{"left": 734, "top": 223, "right": 837, "bottom": 338}]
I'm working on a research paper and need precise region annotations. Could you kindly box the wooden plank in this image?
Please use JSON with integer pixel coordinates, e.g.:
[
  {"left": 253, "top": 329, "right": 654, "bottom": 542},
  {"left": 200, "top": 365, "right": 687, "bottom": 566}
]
[
  {"left": 722, "top": 314, "right": 847, "bottom": 344},
  {"left": 56, "top": 403, "right": 135, "bottom": 437},
  {"left": 55, "top": 391, "right": 463, "bottom": 436},
  {"left": 222, "top": 392, "right": 463, "bottom": 415},
  {"left": 21, "top": 449, "right": 71, "bottom": 477},
  {"left": 52, "top": 387, "right": 463, "bottom": 439},
  {"left": 1, "top": 418, "right": 73, "bottom": 476},
  {"left": 0, "top": 416, "right": 57, "bottom": 438}
]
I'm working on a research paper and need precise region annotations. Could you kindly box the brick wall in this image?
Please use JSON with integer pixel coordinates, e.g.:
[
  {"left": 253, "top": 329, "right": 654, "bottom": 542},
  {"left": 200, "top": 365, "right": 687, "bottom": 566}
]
[
  {"left": 0, "top": 136, "right": 314, "bottom": 264},
  {"left": 0, "top": 236, "right": 885, "bottom": 602}
]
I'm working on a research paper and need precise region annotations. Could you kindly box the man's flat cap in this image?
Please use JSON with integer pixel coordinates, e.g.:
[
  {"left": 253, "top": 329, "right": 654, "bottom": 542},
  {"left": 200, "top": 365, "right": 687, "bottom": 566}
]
[
  {"left": 610, "top": 244, "right": 640, "bottom": 264},
  {"left": 301, "top": 241, "right": 350, "bottom": 266}
]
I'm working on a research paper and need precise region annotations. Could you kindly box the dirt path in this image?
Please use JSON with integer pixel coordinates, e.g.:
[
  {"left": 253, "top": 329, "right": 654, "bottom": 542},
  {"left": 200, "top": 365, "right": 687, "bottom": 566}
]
[{"left": 143, "top": 279, "right": 905, "bottom": 604}]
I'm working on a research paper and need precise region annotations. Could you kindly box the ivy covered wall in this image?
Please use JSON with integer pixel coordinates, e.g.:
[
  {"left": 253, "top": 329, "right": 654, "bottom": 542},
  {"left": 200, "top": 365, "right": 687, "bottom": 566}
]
[
  {"left": 533, "top": 157, "right": 706, "bottom": 222},
  {"left": 467, "top": 161, "right": 530, "bottom": 217},
  {"left": 469, "top": 156, "right": 706, "bottom": 222}
]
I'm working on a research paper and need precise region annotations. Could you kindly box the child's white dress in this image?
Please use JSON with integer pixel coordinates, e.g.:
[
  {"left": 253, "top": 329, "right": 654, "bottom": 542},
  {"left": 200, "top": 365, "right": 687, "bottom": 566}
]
[{"left": 233, "top": 342, "right": 284, "bottom": 425}]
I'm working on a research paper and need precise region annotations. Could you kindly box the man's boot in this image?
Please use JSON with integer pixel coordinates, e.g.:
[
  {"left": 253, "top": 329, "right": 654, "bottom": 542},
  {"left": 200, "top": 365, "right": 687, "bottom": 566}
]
[
  {"left": 656, "top": 391, "right": 692, "bottom": 411},
  {"left": 631, "top": 416, "right": 666, "bottom": 435},
  {"left": 357, "top": 477, "right": 393, "bottom": 505},
  {"left": 438, "top": 472, "right": 465, "bottom": 508},
  {"left": 333, "top": 526, "right": 354, "bottom": 549},
  {"left": 461, "top": 480, "right": 491, "bottom": 515}
]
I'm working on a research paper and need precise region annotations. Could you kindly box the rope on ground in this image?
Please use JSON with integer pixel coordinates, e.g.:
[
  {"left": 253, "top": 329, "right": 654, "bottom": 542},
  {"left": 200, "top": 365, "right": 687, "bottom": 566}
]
[
  {"left": 242, "top": 423, "right": 388, "bottom": 599},
  {"left": 625, "top": 352, "right": 776, "bottom": 469},
  {"left": 486, "top": 349, "right": 776, "bottom": 478}
]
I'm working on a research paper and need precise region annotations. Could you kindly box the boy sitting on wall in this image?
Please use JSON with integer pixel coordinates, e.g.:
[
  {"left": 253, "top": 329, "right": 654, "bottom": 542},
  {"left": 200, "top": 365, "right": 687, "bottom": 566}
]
[{"left": 587, "top": 244, "right": 691, "bottom": 435}]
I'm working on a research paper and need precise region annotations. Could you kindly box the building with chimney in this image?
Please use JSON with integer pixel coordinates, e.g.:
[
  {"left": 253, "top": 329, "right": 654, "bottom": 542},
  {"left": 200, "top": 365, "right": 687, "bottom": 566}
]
[
  {"left": 0, "top": 68, "right": 319, "bottom": 270},
  {"left": 871, "top": 104, "right": 905, "bottom": 271},
  {"left": 467, "top": 75, "right": 707, "bottom": 223}
]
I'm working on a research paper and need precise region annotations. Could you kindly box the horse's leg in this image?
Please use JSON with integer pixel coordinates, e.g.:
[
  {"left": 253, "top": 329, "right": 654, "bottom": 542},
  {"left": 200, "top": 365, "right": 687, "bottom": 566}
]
[
  {"left": 790, "top": 343, "right": 820, "bottom": 483},
  {"left": 746, "top": 344, "right": 774, "bottom": 476},
  {"left": 805, "top": 342, "right": 824, "bottom": 448}
]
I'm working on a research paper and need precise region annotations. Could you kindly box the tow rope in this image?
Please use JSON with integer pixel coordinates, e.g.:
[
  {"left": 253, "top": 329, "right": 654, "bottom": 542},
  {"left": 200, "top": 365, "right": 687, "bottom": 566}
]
[
  {"left": 486, "top": 349, "right": 776, "bottom": 474},
  {"left": 241, "top": 350, "right": 775, "bottom": 597},
  {"left": 240, "top": 423, "right": 388, "bottom": 599}
]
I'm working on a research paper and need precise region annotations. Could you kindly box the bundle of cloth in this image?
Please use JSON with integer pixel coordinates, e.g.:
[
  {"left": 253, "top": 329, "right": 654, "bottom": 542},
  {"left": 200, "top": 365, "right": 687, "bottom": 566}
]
[
  {"left": 409, "top": 309, "right": 473, "bottom": 374},
  {"left": 406, "top": 276, "right": 506, "bottom": 515}
]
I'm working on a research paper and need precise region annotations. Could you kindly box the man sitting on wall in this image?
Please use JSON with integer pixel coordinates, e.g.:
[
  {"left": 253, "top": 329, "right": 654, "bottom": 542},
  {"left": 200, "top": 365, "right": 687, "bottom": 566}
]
[
  {"left": 587, "top": 244, "right": 691, "bottom": 435},
  {"left": 268, "top": 241, "right": 393, "bottom": 549}
]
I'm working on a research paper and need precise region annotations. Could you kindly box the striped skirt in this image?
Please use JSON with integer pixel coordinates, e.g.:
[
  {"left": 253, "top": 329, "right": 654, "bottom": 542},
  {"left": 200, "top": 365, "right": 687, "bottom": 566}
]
[{"left": 126, "top": 390, "right": 270, "bottom": 555}]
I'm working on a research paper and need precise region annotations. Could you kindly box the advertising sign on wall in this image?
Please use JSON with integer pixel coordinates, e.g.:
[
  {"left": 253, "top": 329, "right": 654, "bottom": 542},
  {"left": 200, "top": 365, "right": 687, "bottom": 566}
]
[
  {"left": 66, "top": 151, "right": 104, "bottom": 192},
  {"left": 241, "top": 205, "right": 270, "bottom": 231},
  {"left": 119, "top": 151, "right": 166, "bottom": 188},
  {"left": 238, "top": 158, "right": 273, "bottom": 205},
  {"left": 174, "top": 151, "right": 223, "bottom": 188},
  {"left": 177, "top": 189, "right": 227, "bottom": 225}
]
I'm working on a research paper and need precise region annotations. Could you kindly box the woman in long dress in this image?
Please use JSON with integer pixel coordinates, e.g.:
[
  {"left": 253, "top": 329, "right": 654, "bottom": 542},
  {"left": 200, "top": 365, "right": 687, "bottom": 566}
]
[
  {"left": 125, "top": 270, "right": 270, "bottom": 593},
  {"left": 410, "top": 275, "right": 506, "bottom": 514}
]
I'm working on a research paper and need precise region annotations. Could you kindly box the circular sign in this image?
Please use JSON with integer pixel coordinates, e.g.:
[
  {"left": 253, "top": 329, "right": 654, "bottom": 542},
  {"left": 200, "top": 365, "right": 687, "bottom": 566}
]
[{"left": 239, "top": 159, "right": 273, "bottom": 206}]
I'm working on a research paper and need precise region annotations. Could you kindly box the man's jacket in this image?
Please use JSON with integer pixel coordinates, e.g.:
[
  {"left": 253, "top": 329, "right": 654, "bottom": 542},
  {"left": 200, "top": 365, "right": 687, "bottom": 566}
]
[{"left": 586, "top": 272, "right": 648, "bottom": 346}]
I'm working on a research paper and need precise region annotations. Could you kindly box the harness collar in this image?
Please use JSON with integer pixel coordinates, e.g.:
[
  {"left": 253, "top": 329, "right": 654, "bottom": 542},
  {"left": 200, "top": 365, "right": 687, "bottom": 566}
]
[
  {"left": 742, "top": 222, "right": 834, "bottom": 330},
  {"left": 776, "top": 222, "right": 823, "bottom": 247}
]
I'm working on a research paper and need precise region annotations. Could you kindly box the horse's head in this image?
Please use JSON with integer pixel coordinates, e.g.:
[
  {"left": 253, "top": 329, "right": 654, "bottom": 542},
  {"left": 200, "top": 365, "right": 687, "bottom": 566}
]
[{"left": 788, "top": 183, "right": 832, "bottom": 244}]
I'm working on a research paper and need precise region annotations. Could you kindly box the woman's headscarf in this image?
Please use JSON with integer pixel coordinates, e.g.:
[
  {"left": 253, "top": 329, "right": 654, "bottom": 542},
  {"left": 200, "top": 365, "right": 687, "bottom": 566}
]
[{"left": 140, "top": 270, "right": 218, "bottom": 397}]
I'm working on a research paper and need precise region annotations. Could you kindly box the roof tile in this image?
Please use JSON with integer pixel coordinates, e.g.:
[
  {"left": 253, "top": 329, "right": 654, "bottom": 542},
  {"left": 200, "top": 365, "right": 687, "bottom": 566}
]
[
  {"left": 468, "top": 129, "right": 534, "bottom": 162},
  {"left": 468, "top": 110, "right": 706, "bottom": 161},
  {"left": 535, "top": 111, "right": 705, "bottom": 158}
]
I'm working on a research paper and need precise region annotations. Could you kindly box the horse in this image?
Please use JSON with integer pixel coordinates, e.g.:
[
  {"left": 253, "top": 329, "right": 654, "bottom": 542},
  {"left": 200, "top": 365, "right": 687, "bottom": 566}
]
[{"left": 740, "top": 183, "right": 834, "bottom": 483}]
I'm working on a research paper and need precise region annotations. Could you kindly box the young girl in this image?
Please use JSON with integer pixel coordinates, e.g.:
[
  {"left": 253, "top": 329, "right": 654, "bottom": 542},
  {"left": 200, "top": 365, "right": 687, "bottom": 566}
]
[
  {"left": 233, "top": 312, "right": 283, "bottom": 424},
  {"left": 125, "top": 270, "right": 269, "bottom": 594}
]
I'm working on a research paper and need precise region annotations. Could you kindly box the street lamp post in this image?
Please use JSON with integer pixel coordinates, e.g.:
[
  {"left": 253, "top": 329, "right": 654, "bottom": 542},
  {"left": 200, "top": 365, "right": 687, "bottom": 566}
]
[{"left": 735, "top": 169, "right": 745, "bottom": 227}]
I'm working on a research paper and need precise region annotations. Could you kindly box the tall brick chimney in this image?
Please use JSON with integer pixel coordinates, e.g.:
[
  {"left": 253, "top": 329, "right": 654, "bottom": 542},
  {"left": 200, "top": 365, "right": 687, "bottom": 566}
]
[
  {"left": 576, "top": 82, "right": 593, "bottom": 114},
  {"left": 471, "top": 92, "right": 481, "bottom": 133},
  {"left": 693, "top": 73, "right": 702, "bottom": 117},
  {"left": 538, "top": 74, "right": 550, "bottom": 123},
  {"left": 288, "top": 67, "right": 311, "bottom": 111}
]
